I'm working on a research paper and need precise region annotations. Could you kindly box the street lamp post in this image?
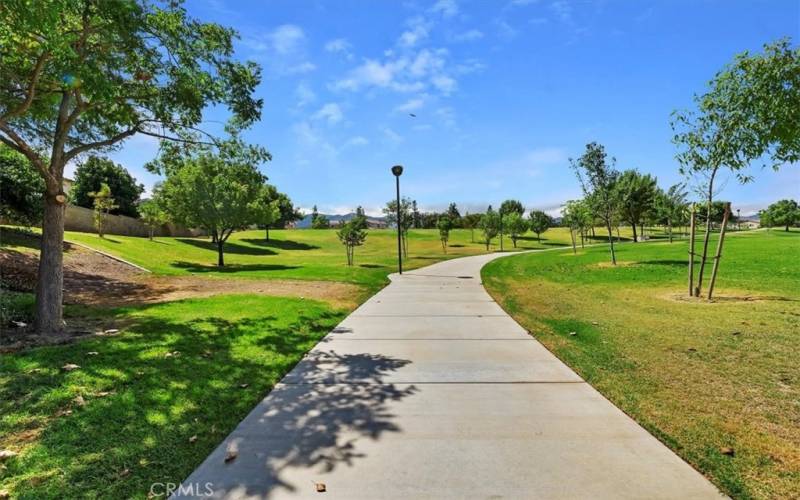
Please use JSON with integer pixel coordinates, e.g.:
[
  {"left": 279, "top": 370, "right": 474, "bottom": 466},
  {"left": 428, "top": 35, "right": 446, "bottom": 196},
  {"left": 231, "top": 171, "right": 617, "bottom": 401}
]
[{"left": 391, "top": 165, "right": 404, "bottom": 274}]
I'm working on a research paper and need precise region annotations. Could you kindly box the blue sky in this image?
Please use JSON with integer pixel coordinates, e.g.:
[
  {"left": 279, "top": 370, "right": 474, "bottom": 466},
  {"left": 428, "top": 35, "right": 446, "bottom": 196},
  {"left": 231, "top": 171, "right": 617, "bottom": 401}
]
[{"left": 83, "top": 0, "right": 799, "bottom": 216}]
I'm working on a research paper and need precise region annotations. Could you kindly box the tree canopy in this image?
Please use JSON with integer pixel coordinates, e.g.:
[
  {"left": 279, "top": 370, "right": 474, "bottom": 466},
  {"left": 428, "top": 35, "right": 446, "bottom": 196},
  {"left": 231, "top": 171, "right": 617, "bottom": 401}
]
[
  {"left": 527, "top": 210, "right": 552, "bottom": 242},
  {"left": 0, "top": 0, "right": 264, "bottom": 333},
  {"left": 0, "top": 144, "right": 43, "bottom": 225},
  {"left": 71, "top": 156, "right": 144, "bottom": 217}
]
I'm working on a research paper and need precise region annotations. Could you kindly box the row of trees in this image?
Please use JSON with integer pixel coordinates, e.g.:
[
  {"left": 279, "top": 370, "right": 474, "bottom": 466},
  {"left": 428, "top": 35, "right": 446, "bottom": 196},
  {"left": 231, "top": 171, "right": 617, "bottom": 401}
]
[{"left": 566, "top": 38, "right": 798, "bottom": 300}]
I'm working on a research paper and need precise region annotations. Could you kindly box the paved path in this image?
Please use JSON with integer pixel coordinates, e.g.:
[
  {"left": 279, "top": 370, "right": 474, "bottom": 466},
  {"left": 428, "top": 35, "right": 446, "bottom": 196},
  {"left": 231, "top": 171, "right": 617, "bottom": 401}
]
[{"left": 177, "top": 251, "right": 723, "bottom": 499}]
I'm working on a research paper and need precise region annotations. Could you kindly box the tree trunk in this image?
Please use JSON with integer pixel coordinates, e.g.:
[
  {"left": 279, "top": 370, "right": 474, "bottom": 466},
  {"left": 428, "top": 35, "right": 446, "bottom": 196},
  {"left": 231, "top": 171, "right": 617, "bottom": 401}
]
[
  {"left": 668, "top": 219, "right": 673, "bottom": 243},
  {"left": 786, "top": 225, "right": 790, "bottom": 232},
  {"left": 35, "top": 195, "right": 65, "bottom": 335},
  {"left": 631, "top": 222, "right": 638, "bottom": 243},
  {"left": 707, "top": 203, "right": 731, "bottom": 300},
  {"left": 569, "top": 228, "right": 576, "bottom": 254},
  {"left": 591, "top": 226, "right": 596, "bottom": 238},
  {"left": 536, "top": 232, "right": 541, "bottom": 242},
  {"left": 688, "top": 207, "right": 696, "bottom": 297},
  {"left": 606, "top": 223, "right": 616, "bottom": 265},
  {"left": 616, "top": 226, "right": 621, "bottom": 242},
  {"left": 265, "top": 227, "right": 270, "bottom": 241},
  {"left": 640, "top": 223, "right": 645, "bottom": 241},
  {"left": 217, "top": 238, "right": 225, "bottom": 267}
]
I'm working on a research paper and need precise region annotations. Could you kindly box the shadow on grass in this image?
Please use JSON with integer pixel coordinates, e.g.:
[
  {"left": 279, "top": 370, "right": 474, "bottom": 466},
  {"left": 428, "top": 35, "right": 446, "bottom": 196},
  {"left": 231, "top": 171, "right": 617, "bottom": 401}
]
[
  {"left": 241, "top": 239, "right": 320, "bottom": 251},
  {"left": 358, "top": 264, "right": 384, "bottom": 269},
  {"left": 172, "top": 261, "right": 301, "bottom": 273},
  {"left": 0, "top": 299, "right": 415, "bottom": 497},
  {"left": 585, "top": 235, "right": 633, "bottom": 242},
  {"left": 175, "top": 238, "right": 276, "bottom": 256}
]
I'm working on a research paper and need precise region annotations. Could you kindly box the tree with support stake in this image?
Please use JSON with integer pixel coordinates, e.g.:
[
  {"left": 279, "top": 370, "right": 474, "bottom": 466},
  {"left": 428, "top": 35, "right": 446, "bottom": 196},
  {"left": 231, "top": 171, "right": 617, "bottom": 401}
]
[{"left": 706, "top": 203, "right": 731, "bottom": 300}]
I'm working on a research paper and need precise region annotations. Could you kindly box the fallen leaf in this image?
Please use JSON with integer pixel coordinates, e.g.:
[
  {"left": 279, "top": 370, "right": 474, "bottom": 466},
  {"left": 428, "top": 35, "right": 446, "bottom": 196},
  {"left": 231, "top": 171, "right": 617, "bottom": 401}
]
[
  {"left": 95, "top": 391, "right": 113, "bottom": 397},
  {"left": 73, "top": 395, "right": 86, "bottom": 407},
  {"left": 568, "top": 331, "right": 577, "bottom": 336},
  {"left": 11, "top": 320, "right": 27, "bottom": 328},
  {"left": 189, "top": 435, "right": 198, "bottom": 443},
  {"left": 687, "top": 347, "right": 697, "bottom": 353},
  {"left": 224, "top": 450, "right": 238, "bottom": 463},
  {"left": 0, "top": 450, "right": 18, "bottom": 461},
  {"left": 315, "top": 482, "right": 326, "bottom": 493},
  {"left": 239, "top": 383, "right": 249, "bottom": 389},
  {"left": 591, "top": 321, "right": 599, "bottom": 326},
  {"left": 731, "top": 331, "right": 741, "bottom": 336},
  {"left": 87, "top": 351, "right": 99, "bottom": 356},
  {"left": 62, "top": 363, "right": 80, "bottom": 371},
  {"left": 720, "top": 447, "right": 735, "bottom": 456},
  {"left": 119, "top": 468, "right": 130, "bottom": 477},
  {"left": 104, "top": 329, "right": 120, "bottom": 335}
]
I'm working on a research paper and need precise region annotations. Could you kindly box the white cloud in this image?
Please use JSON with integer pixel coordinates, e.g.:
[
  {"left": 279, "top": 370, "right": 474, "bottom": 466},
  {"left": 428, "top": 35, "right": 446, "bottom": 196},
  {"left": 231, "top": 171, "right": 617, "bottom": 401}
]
[
  {"left": 292, "top": 121, "right": 337, "bottom": 158},
  {"left": 285, "top": 62, "right": 316, "bottom": 74},
  {"left": 344, "top": 136, "right": 369, "bottom": 147},
  {"left": 430, "top": 0, "right": 459, "bottom": 18},
  {"left": 245, "top": 24, "right": 315, "bottom": 76},
  {"left": 295, "top": 82, "right": 316, "bottom": 107},
  {"left": 495, "top": 19, "right": 519, "bottom": 40},
  {"left": 507, "top": 0, "right": 538, "bottom": 7},
  {"left": 398, "top": 16, "right": 431, "bottom": 47},
  {"left": 409, "top": 48, "right": 447, "bottom": 77},
  {"left": 268, "top": 24, "right": 305, "bottom": 54},
  {"left": 324, "top": 38, "right": 354, "bottom": 59},
  {"left": 452, "top": 29, "right": 484, "bottom": 42},
  {"left": 432, "top": 75, "right": 457, "bottom": 94},
  {"left": 382, "top": 127, "right": 404, "bottom": 144},
  {"left": 395, "top": 97, "right": 425, "bottom": 113},
  {"left": 312, "top": 103, "right": 344, "bottom": 125}
]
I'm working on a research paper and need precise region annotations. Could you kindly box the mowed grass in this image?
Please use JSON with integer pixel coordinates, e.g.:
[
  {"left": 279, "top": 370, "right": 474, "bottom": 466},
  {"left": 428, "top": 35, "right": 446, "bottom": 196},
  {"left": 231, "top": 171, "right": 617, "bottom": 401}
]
[
  {"left": 482, "top": 230, "right": 800, "bottom": 499},
  {"left": 63, "top": 227, "right": 587, "bottom": 292},
  {"left": 0, "top": 295, "right": 346, "bottom": 499}
]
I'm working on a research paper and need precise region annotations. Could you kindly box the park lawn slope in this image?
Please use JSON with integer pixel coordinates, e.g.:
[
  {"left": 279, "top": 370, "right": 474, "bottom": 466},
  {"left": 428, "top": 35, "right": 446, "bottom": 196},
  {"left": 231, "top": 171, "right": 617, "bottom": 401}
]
[
  {"left": 0, "top": 294, "right": 346, "bottom": 499},
  {"left": 482, "top": 230, "right": 799, "bottom": 499},
  {"left": 63, "top": 227, "right": 583, "bottom": 292}
]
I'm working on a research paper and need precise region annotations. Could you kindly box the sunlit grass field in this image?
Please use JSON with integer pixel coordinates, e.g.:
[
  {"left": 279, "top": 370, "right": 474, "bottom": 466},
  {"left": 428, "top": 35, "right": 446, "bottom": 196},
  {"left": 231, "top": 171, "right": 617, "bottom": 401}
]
[
  {"left": 63, "top": 227, "right": 593, "bottom": 291},
  {"left": 0, "top": 295, "right": 346, "bottom": 498},
  {"left": 482, "top": 230, "right": 800, "bottom": 499}
]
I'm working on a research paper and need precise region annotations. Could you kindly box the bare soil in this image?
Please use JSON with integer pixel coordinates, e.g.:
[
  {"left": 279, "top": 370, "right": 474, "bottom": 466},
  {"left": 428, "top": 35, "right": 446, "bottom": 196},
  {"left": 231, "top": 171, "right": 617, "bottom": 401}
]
[{"left": 1, "top": 232, "right": 363, "bottom": 350}]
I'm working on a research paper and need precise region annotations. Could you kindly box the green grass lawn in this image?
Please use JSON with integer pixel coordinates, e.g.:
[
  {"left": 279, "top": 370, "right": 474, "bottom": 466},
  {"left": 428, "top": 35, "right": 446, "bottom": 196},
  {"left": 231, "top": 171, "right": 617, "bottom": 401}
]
[
  {"left": 0, "top": 294, "right": 346, "bottom": 499},
  {"left": 62, "top": 227, "right": 587, "bottom": 292},
  {"left": 482, "top": 230, "right": 800, "bottom": 499}
]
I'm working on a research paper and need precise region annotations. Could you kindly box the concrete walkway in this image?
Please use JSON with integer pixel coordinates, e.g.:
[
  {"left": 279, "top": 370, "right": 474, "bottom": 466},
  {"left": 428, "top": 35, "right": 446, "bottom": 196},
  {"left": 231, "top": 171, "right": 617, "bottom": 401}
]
[{"left": 176, "top": 251, "right": 723, "bottom": 499}]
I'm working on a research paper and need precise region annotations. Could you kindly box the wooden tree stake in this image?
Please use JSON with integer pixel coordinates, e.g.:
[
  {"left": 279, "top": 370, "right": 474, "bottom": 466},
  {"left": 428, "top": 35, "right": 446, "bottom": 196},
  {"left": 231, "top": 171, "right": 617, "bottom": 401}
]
[
  {"left": 688, "top": 205, "right": 696, "bottom": 297},
  {"left": 707, "top": 202, "right": 731, "bottom": 300}
]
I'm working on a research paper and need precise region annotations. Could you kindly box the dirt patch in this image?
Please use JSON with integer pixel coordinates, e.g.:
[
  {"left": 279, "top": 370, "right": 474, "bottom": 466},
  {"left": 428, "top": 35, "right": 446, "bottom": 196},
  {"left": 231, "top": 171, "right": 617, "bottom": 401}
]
[
  {"left": 1, "top": 245, "right": 362, "bottom": 308},
  {"left": 1, "top": 233, "right": 364, "bottom": 350},
  {"left": 591, "top": 260, "right": 639, "bottom": 269},
  {"left": 661, "top": 291, "right": 796, "bottom": 304}
]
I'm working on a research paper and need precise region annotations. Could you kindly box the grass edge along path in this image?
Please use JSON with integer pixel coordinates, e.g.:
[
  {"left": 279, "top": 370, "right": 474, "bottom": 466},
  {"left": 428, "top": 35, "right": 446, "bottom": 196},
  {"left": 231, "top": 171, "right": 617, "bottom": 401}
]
[
  {"left": 481, "top": 230, "right": 800, "bottom": 500},
  {"left": 0, "top": 294, "right": 347, "bottom": 499}
]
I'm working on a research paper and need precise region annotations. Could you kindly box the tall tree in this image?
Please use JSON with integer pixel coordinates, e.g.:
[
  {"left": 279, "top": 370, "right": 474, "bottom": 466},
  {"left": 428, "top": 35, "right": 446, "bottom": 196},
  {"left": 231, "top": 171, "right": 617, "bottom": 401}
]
[
  {"left": 499, "top": 199, "right": 525, "bottom": 216},
  {"left": 158, "top": 142, "right": 268, "bottom": 267},
  {"left": 616, "top": 169, "right": 657, "bottom": 242},
  {"left": 570, "top": 143, "right": 620, "bottom": 264},
  {"left": 411, "top": 200, "right": 421, "bottom": 228},
  {"left": 654, "top": 183, "right": 689, "bottom": 243},
  {"left": 528, "top": 210, "right": 552, "bottom": 242},
  {"left": 479, "top": 206, "right": 500, "bottom": 251},
  {"left": 446, "top": 202, "right": 461, "bottom": 222},
  {"left": 672, "top": 38, "right": 799, "bottom": 297},
  {"left": 503, "top": 212, "right": 528, "bottom": 248},
  {"left": 0, "top": 0, "right": 263, "bottom": 333},
  {"left": 762, "top": 199, "right": 799, "bottom": 231},
  {"left": 71, "top": 156, "right": 143, "bottom": 217}
]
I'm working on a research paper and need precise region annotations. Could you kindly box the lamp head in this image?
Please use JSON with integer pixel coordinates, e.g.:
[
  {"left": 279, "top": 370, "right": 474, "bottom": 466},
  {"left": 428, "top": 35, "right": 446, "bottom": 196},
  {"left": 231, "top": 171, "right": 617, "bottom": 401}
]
[{"left": 391, "top": 165, "right": 404, "bottom": 177}]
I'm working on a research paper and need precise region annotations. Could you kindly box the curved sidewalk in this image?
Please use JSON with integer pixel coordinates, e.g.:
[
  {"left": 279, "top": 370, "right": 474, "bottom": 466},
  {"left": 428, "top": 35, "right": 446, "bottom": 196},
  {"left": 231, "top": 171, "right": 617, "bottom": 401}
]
[{"left": 176, "top": 251, "right": 723, "bottom": 499}]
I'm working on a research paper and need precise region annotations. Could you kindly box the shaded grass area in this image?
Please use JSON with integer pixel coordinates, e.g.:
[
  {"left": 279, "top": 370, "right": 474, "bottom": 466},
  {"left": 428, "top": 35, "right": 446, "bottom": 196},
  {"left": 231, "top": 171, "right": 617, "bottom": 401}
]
[
  {"left": 0, "top": 295, "right": 347, "bottom": 499},
  {"left": 482, "top": 230, "right": 800, "bottom": 499}
]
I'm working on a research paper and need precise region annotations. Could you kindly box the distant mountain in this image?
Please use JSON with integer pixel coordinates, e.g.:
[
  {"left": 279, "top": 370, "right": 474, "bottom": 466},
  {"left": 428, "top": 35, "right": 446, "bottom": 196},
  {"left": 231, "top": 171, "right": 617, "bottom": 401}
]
[{"left": 295, "top": 212, "right": 387, "bottom": 228}]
